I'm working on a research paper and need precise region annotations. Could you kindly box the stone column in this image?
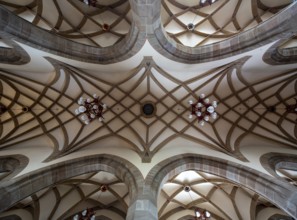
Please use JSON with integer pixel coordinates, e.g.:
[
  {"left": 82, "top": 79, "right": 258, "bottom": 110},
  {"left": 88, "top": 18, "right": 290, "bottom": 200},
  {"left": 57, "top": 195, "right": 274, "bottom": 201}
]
[{"left": 126, "top": 199, "right": 158, "bottom": 220}]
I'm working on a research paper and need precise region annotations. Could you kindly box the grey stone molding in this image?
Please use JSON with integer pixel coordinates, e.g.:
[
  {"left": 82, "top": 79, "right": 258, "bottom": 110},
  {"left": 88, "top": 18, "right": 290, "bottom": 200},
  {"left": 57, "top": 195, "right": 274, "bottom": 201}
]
[
  {"left": 268, "top": 214, "right": 294, "bottom": 220},
  {"left": 263, "top": 38, "right": 297, "bottom": 65},
  {"left": 0, "top": 36, "right": 30, "bottom": 65},
  {"left": 260, "top": 153, "right": 297, "bottom": 178},
  {"left": 0, "top": 215, "right": 21, "bottom": 220},
  {"left": 0, "top": 155, "right": 29, "bottom": 181}
]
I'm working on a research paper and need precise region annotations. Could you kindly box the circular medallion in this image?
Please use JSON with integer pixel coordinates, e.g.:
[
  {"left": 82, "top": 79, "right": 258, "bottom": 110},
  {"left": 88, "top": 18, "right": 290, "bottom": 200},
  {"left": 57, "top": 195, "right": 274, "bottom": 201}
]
[
  {"left": 141, "top": 102, "right": 156, "bottom": 118},
  {"left": 187, "top": 23, "right": 195, "bottom": 31},
  {"left": 0, "top": 103, "right": 7, "bottom": 115},
  {"left": 184, "top": 186, "right": 191, "bottom": 192}
]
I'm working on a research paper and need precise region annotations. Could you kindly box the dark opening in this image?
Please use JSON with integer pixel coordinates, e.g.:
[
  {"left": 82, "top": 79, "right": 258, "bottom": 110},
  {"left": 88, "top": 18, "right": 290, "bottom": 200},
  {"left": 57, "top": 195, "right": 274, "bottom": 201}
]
[{"left": 143, "top": 103, "right": 155, "bottom": 116}]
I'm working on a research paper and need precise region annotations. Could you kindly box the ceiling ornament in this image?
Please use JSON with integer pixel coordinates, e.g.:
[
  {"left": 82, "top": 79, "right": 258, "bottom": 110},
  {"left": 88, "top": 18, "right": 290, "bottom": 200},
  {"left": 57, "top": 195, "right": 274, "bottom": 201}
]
[
  {"left": 102, "top": 23, "right": 110, "bottom": 31},
  {"left": 0, "top": 103, "right": 7, "bottom": 117},
  {"left": 141, "top": 102, "right": 156, "bottom": 118},
  {"left": 75, "top": 94, "right": 106, "bottom": 125},
  {"left": 286, "top": 98, "right": 297, "bottom": 117},
  {"left": 73, "top": 208, "right": 95, "bottom": 220},
  {"left": 187, "top": 23, "right": 195, "bottom": 31},
  {"left": 183, "top": 186, "right": 212, "bottom": 220},
  {"left": 72, "top": 185, "right": 108, "bottom": 220},
  {"left": 188, "top": 94, "right": 218, "bottom": 126},
  {"left": 186, "top": 0, "right": 218, "bottom": 32},
  {"left": 195, "top": 210, "right": 211, "bottom": 220},
  {"left": 79, "top": 0, "right": 110, "bottom": 31},
  {"left": 199, "top": 0, "right": 217, "bottom": 6},
  {"left": 81, "top": 0, "right": 97, "bottom": 7}
]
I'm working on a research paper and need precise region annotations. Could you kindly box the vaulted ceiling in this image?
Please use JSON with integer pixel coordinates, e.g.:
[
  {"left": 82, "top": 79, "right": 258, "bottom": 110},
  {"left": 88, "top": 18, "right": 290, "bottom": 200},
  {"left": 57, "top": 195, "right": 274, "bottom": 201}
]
[{"left": 0, "top": 0, "right": 297, "bottom": 220}]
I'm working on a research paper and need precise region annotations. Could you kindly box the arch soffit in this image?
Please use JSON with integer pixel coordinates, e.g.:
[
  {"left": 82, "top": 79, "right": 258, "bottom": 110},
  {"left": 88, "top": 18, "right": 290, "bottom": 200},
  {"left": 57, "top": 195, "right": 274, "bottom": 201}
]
[
  {"left": 263, "top": 38, "right": 297, "bottom": 65},
  {"left": 0, "top": 37, "right": 30, "bottom": 65},
  {"left": 0, "top": 155, "right": 29, "bottom": 181},
  {"left": 260, "top": 153, "right": 297, "bottom": 177},
  {"left": 0, "top": 154, "right": 143, "bottom": 213},
  {"left": 145, "top": 154, "right": 297, "bottom": 219}
]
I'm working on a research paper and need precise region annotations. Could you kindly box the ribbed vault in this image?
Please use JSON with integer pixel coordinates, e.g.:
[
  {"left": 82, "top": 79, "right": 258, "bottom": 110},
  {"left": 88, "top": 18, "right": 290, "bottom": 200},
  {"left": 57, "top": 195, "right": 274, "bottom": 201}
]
[
  {"left": 146, "top": 155, "right": 297, "bottom": 220},
  {"left": 158, "top": 170, "right": 288, "bottom": 220},
  {"left": 161, "top": 0, "right": 292, "bottom": 47},
  {"left": 0, "top": 0, "right": 132, "bottom": 47},
  {"left": 0, "top": 56, "right": 296, "bottom": 162},
  {"left": 12, "top": 171, "right": 129, "bottom": 220},
  {"left": 0, "top": 0, "right": 297, "bottom": 220}
]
